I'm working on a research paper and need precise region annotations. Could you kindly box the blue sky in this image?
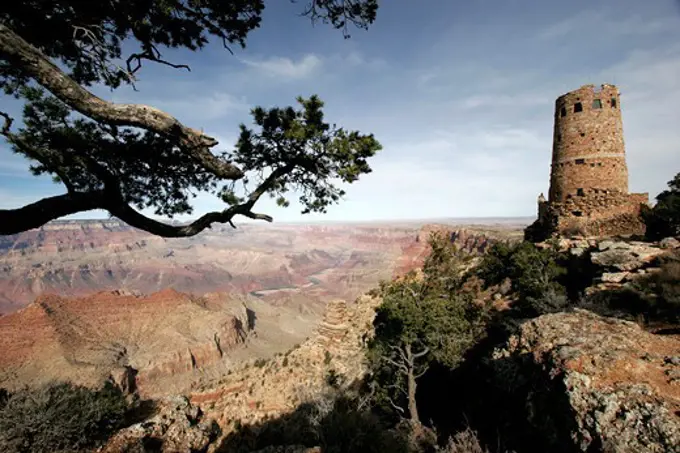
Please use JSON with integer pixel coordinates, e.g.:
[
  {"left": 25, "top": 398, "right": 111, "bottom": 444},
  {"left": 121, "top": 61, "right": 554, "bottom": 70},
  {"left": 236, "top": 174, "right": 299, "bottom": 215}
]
[{"left": 2, "top": 0, "right": 680, "bottom": 223}]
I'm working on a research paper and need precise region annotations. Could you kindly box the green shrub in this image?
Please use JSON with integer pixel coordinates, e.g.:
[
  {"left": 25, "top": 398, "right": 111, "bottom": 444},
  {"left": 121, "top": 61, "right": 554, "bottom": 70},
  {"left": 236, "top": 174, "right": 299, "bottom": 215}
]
[
  {"left": 477, "top": 241, "right": 568, "bottom": 316},
  {"left": 643, "top": 171, "right": 680, "bottom": 241},
  {"left": 0, "top": 381, "right": 128, "bottom": 453}
]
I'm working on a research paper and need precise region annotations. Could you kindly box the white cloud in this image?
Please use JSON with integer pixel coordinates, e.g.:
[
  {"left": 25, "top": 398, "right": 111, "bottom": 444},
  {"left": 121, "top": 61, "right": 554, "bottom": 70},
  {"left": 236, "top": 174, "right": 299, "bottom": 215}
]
[
  {"left": 152, "top": 92, "right": 250, "bottom": 121},
  {"left": 537, "top": 10, "right": 679, "bottom": 41},
  {"left": 459, "top": 92, "right": 552, "bottom": 110},
  {"left": 241, "top": 54, "right": 322, "bottom": 79}
]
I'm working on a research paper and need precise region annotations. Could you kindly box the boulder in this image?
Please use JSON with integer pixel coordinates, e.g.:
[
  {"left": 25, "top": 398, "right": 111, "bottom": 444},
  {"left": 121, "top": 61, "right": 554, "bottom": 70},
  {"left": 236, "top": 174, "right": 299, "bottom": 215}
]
[
  {"left": 100, "top": 396, "right": 220, "bottom": 453},
  {"left": 491, "top": 309, "right": 680, "bottom": 453},
  {"left": 660, "top": 237, "right": 680, "bottom": 250},
  {"left": 591, "top": 242, "right": 665, "bottom": 271},
  {"left": 600, "top": 272, "right": 629, "bottom": 283}
]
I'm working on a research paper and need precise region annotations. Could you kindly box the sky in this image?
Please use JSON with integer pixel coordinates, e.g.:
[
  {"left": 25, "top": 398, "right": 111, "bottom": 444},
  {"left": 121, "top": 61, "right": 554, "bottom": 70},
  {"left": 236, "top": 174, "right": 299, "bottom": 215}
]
[{"left": 1, "top": 0, "right": 680, "bottom": 224}]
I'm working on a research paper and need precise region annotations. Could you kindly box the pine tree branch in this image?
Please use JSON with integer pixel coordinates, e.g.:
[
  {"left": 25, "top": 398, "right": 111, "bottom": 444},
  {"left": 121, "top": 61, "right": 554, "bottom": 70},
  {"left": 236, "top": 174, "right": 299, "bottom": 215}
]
[
  {"left": 0, "top": 161, "right": 300, "bottom": 237},
  {"left": 0, "top": 24, "right": 243, "bottom": 181}
]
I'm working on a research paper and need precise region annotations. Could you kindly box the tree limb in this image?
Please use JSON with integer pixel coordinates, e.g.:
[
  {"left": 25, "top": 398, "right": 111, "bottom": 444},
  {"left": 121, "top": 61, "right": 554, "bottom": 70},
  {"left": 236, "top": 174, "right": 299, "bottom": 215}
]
[
  {"left": 381, "top": 355, "right": 409, "bottom": 375},
  {"left": 126, "top": 44, "right": 191, "bottom": 75},
  {"left": 412, "top": 346, "right": 430, "bottom": 360},
  {"left": 0, "top": 160, "right": 301, "bottom": 237},
  {"left": 0, "top": 192, "right": 108, "bottom": 235},
  {"left": 386, "top": 395, "right": 406, "bottom": 414},
  {"left": 0, "top": 24, "right": 243, "bottom": 180}
]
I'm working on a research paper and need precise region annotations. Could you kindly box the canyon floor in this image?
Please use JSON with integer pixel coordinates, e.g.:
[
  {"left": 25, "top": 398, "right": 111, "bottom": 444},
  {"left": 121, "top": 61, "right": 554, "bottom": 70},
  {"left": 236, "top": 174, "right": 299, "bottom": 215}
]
[{"left": 0, "top": 218, "right": 527, "bottom": 397}]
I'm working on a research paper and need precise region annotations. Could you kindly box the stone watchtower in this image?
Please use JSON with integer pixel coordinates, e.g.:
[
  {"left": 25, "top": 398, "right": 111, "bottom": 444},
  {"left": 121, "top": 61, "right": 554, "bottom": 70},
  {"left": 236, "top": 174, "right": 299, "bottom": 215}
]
[{"left": 526, "top": 84, "right": 649, "bottom": 240}]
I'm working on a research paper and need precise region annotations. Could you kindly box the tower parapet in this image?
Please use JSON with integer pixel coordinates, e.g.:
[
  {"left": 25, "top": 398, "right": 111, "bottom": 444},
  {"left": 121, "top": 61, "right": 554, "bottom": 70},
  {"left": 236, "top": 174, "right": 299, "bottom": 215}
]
[{"left": 525, "top": 84, "right": 649, "bottom": 240}]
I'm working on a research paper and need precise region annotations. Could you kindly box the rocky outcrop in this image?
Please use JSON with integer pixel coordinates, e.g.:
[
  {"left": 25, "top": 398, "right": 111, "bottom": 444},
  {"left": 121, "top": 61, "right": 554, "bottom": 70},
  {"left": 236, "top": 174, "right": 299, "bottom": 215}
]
[
  {"left": 316, "top": 300, "right": 349, "bottom": 345},
  {"left": 99, "top": 397, "right": 220, "bottom": 453},
  {"left": 544, "top": 236, "right": 679, "bottom": 295},
  {"left": 491, "top": 309, "right": 680, "bottom": 453},
  {"left": 189, "top": 294, "right": 383, "bottom": 441},
  {"left": 590, "top": 240, "right": 669, "bottom": 271}
]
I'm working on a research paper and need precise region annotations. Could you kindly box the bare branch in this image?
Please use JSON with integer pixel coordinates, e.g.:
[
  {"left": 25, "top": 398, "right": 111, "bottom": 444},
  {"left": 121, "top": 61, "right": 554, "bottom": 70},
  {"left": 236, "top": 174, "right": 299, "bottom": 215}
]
[
  {"left": 126, "top": 44, "right": 191, "bottom": 75},
  {"left": 388, "top": 344, "right": 409, "bottom": 364},
  {"left": 412, "top": 346, "right": 430, "bottom": 360},
  {"left": 414, "top": 368, "right": 429, "bottom": 379},
  {"left": 386, "top": 395, "right": 406, "bottom": 414},
  {"left": 72, "top": 24, "right": 137, "bottom": 87},
  {"left": 381, "top": 355, "right": 409, "bottom": 375},
  {"left": 0, "top": 24, "right": 243, "bottom": 181},
  {"left": 387, "top": 383, "right": 408, "bottom": 397}
]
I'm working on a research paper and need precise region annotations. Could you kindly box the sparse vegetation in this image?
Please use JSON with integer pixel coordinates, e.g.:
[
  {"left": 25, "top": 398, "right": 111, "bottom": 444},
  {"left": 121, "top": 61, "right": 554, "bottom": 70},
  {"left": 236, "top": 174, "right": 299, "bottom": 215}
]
[
  {"left": 0, "top": 381, "right": 128, "bottom": 453},
  {"left": 437, "top": 428, "right": 490, "bottom": 453},
  {"left": 582, "top": 251, "right": 680, "bottom": 323}
]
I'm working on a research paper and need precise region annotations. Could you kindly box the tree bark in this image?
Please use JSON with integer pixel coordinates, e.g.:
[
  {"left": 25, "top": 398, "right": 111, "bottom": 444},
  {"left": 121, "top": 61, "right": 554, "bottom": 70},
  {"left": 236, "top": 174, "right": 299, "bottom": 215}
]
[
  {"left": 0, "top": 163, "right": 298, "bottom": 237},
  {"left": 405, "top": 344, "right": 421, "bottom": 425},
  {"left": 0, "top": 192, "right": 106, "bottom": 235}
]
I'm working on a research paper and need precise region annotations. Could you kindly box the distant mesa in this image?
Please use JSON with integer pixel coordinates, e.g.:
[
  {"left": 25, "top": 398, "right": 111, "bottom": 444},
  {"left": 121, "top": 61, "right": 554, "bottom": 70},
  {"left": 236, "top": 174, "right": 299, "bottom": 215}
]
[{"left": 526, "top": 84, "right": 649, "bottom": 240}]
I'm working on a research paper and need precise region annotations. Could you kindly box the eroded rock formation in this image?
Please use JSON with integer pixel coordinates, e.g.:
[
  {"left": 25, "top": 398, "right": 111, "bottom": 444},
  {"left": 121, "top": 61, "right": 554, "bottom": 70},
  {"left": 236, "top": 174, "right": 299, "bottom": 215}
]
[
  {"left": 316, "top": 299, "right": 349, "bottom": 345},
  {"left": 0, "top": 289, "right": 250, "bottom": 397}
]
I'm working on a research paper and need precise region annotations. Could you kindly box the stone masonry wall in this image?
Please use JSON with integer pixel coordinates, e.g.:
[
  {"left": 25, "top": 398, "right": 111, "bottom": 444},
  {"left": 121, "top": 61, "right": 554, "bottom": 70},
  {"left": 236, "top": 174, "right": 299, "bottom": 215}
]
[
  {"left": 550, "top": 190, "right": 648, "bottom": 237},
  {"left": 549, "top": 84, "right": 628, "bottom": 202}
]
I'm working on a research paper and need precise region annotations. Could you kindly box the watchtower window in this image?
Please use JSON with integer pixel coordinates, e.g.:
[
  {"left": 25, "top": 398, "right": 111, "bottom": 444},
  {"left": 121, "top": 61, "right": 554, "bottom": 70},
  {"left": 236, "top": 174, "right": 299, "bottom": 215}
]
[
  {"left": 556, "top": 134, "right": 561, "bottom": 142},
  {"left": 574, "top": 102, "right": 583, "bottom": 113},
  {"left": 560, "top": 107, "right": 567, "bottom": 117},
  {"left": 575, "top": 159, "right": 585, "bottom": 165},
  {"left": 576, "top": 188, "right": 585, "bottom": 196},
  {"left": 572, "top": 210, "right": 583, "bottom": 217},
  {"left": 611, "top": 98, "right": 617, "bottom": 108},
  {"left": 592, "top": 99, "right": 602, "bottom": 109}
]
